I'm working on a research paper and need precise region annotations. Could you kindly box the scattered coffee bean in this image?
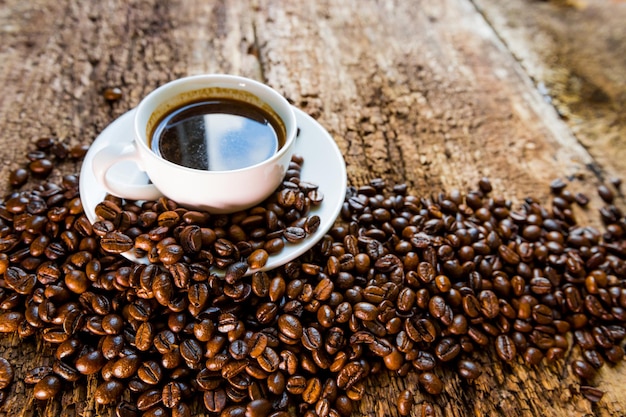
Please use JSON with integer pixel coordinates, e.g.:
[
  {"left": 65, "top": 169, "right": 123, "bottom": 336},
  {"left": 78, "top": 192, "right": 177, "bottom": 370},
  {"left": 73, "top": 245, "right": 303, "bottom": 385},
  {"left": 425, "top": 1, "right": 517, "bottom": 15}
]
[
  {"left": 597, "top": 184, "right": 615, "bottom": 204},
  {"left": 33, "top": 374, "right": 62, "bottom": 400},
  {"left": 397, "top": 389, "right": 414, "bottom": 416},
  {"left": 103, "top": 87, "right": 123, "bottom": 101},
  {"left": 580, "top": 385, "right": 605, "bottom": 403},
  {"left": 0, "top": 358, "right": 13, "bottom": 390}
]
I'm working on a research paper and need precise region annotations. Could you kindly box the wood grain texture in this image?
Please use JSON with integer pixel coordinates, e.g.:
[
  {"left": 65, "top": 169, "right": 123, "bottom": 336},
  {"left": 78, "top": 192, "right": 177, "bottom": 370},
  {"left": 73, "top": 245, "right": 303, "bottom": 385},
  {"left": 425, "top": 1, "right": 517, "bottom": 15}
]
[
  {"left": 0, "top": 0, "right": 624, "bottom": 416},
  {"left": 473, "top": 0, "right": 626, "bottom": 184}
]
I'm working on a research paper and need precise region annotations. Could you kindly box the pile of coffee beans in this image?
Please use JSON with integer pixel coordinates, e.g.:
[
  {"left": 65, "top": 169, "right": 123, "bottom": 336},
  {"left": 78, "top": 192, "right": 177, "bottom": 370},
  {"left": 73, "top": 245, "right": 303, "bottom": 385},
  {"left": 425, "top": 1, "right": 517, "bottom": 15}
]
[
  {"left": 1, "top": 134, "right": 625, "bottom": 417},
  {"left": 92, "top": 153, "right": 322, "bottom": 270}
]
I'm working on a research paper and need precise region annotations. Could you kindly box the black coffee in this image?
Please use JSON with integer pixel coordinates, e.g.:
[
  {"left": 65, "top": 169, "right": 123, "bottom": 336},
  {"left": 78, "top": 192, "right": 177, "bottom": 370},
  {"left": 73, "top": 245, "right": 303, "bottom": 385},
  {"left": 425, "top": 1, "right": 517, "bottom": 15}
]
[{"left": 151, "top": 99, "right": 284, "bottom": 171}]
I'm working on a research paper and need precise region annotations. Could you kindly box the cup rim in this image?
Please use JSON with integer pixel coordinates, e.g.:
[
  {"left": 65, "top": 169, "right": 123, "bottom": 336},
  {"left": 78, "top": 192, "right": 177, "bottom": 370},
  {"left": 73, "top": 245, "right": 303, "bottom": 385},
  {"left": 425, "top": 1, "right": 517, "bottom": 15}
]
[{"left": 134, "top": 74, "right": 298, "bottom": 174}]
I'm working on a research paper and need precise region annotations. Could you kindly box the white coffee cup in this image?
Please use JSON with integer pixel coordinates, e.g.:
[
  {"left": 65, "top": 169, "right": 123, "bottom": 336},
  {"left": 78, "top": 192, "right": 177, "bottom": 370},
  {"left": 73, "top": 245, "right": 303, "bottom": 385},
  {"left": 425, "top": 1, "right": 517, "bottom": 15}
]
[{"left": 92, "top": 74, "right": 298, "bottom": 213}]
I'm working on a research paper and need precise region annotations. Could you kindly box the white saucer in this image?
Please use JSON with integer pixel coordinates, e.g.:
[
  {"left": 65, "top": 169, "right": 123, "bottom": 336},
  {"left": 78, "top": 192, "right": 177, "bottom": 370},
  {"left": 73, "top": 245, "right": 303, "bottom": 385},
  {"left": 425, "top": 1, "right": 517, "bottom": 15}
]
[{"left": 79, "top": 106, "right": 347, "bottom": 274}]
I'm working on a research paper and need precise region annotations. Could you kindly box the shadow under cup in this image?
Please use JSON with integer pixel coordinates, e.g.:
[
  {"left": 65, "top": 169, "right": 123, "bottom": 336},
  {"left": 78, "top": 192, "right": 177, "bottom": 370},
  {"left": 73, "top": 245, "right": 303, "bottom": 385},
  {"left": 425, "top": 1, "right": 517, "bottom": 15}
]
[{"left": 145, "top": 87, "right": 288, "bottom": 172}]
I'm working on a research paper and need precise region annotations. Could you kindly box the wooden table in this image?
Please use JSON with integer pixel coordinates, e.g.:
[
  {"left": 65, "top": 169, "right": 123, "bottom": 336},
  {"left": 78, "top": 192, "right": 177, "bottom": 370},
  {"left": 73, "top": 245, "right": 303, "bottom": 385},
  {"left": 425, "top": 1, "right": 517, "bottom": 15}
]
[{"left": 1, "top": 0, "right": 625, "bottom": 416}]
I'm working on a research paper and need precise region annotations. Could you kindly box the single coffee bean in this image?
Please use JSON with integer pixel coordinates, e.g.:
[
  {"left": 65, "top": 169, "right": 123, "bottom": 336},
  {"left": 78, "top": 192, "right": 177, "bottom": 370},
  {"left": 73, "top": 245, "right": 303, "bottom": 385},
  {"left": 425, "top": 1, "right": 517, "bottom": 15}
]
[
  {"left": 53, "top": 360, "right": 81, "bottom": 382},
  {"left": 9, "top": 168, "right": 29, "bottom": 187},
  {"left": 135, "top": 322, "right": 155, "bottom": 351},
  {"left": 94, "top": 379, "right": 125, "bottom": 405},
  {"left": 572, "top": 359, "right": 596, "bottom": 380},
  {"left": 597, "top": 184, "right": 615, "bottom": 204},
  {"left": 418, "top": 372, "right": 443, "bottom": 395},
  {"left": 24, "top": 366, "right": 53, "bottom": 385},
  {"left": 336, "top": 361, "right": 366, "bottom": 390},
  {"left": 112, "top": 354, "right": 141, "bottom": 379},
  {"left": 353, "top": 302, "right": 379, "bottom": 321},
  {"left": 284, "top": 226, "right": 306, "bottom": 243},
  {"left": 154, "top": 330, "right": 178, "bottom": 354},
  {"left": 179, "top": 338, "right": 203, "bottom": 364},
  {"left": 137, "top": 388, "right": 163, "bottom": 411},
  {"left": 397, "top": 389, "right": 414, "bottom": 416},
  {"left": 0, "top": 358, "right": 14, "bottom": 389},
  {"left": 74, "top": 349, "right": 106, "bottom": 375},
  {"left": 204, "top": 388, "right": 227, "bottom": 413},
  {"left": 33, "top": 374, "right": 62, "bottom": 400},
  {"left": 246, "top": 399, "right": 272, "bottom": 417},
  {"left": 137, "top": 360, "right": 163, "bottom": 385},
  {"left": 302, "top": 377, "right": 322, "bottom": 404},
  {"left": 277, "top": 314, "right": 303, "bottom": 340},
  {"left": 419, "top": 401, "right": 436, "bottom": 417},
  {"left": 100, "top": 231, "right": 134, "bottom": 253},
  {"left": 116, "top": 401, "right": 140, "bottom": 417},
  {"left": 580, "top": 385, "right": 605, "bottom": 403},
  {"left": 248, "top": 249, "right": 269, "bottom": 270},
  {"left": 172, "top": 402, "right": 191, "bottom": 417},
  {"left": 604, "top": 345, "right": 625, "bottom": 364},
  {"left": 221, "top": 405, "right": 246, "bottom": 417},
  {"left": 457, "top": 359, "right": 482, "bottom": 380},
  {"left": 162, "top": 381, "right": 182, "bottom": 408},
  {"left": 549, "top": 178, "right": 567, "bottom": 194},
  {"left": 29, "top": 158, "right": 53, "bottom": 177}
]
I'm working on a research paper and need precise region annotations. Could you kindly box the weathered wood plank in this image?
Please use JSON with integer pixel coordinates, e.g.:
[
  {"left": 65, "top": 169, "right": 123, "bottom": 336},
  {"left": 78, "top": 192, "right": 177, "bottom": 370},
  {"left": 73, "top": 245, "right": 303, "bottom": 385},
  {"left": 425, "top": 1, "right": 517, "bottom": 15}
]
[
  {"left": 473, "top": 0, "right": 626, "bottom": 184},
  {"left": 0, "top": 0, "right": 624, "bottom": 416}
]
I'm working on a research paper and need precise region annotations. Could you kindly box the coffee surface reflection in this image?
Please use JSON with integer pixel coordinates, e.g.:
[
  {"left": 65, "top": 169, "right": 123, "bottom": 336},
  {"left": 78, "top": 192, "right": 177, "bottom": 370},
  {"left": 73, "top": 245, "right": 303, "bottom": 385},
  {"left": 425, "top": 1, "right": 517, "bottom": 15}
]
[{"left": 151, "top": 99, "right": 284, "bottom": 171}]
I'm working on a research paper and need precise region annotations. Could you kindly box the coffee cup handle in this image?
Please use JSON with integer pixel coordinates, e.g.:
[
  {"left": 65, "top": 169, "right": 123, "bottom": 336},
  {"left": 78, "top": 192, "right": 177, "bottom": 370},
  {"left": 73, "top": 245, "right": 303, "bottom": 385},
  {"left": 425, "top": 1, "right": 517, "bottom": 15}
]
[{"left": 92, "top": 142, "right": 163, "bottom": 201}]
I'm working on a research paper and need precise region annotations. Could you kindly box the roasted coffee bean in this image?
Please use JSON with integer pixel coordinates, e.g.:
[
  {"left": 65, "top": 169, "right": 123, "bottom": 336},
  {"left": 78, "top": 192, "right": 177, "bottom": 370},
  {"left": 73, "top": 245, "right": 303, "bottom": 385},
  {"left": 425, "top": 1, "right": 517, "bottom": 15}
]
[
  {"left": 112, "top": 354, "right": 141, "bottom": 379},
  {"left": 302, "top": 377, "right": 322, "bottom": 404},
  {"left": 29, "top": 158, "right": 53, "bottom": 177},
  {"left": 247, "top": 249, "right": 269, "bottom": 270},
  {"left": 397, "top": 389, "right": 414, "bottom": 416},
  {"left": 258, "top": 347, "right": 280, "bottom": 373},
  {"left": 162, "top": 381, "right": 183, "bottom": 408},
  {"left": 418, "top": 372, "right": 443, "bottom": 395},
  {"left": 337, "top": 361, "right": 366, "bottom": 390},
  {"left": 204, "top": 388, "right": 227, "bottom": 413},
  {"left": 278, "top": 314, "right": 303, "bottom": 340},
  {"left": 228, "top": 339, "right": 250, "bottom": 360},
  {"left": 52, "top": 359, "right": 80, "bottom": 382},
  {"left": 33, "top": 374, "right": 62, "bottom": 400},
  {"left": 479, "top": 290, "right": 499, "bottom": 319},
  {"left": 24, "top": 366, "right": 53, "bottom": 385},
  {"left": 353, "top": 302, "right": 378, "bottom": 321},
  {"left": 180, "top": 338, "right": 203, "bottom": 364},
  {"left": 135, "top": 322, "right": 155, "bottom": 351},
  {"left": 572, "top": 359, "right": 596, "bottom": 380},
  {"left": 580, "top": 385, "right": 605, "bottom": 403},
  {"left": 101, "top": 334, "right": 125, "bottom": 360},
  {"left": 142, "top": 405, "right": 169, "bottom": 417},
  {"left": 597, "top": 184, "right": 615, "bottom": 204},
  {"left": 246, "top": 399, "right": 272, "bottom": 417},
  {"left": 283, "top": 226, "right": 306, "bottom": 243},
  {"left": 0, "top": 358, "right": 13, "bottom": 389},
  {"left": 419, "top": 401, "right": 436, "bottom": 417},
  {"left": 75, "top": 349, "right": 106, "bottom": 375},
  {"left": 457, "top": 359, "right": 482, "bottom": 380},
  {"left": 95, "top": 379, "right": 125, "bottom": 405},
  {"left": 137, "top": 388, "right": 163, "bottom": 411},
  {"left": 9, "top": 168, "right": 29, "bottom": 187},
  {"left": 434, "top": 337, "right": 461, "bottom": 362},
  {"left": 154, "top": 330, "right": 177, "bottom": 354},
  {"left": 604, "top": 345, "right": 625, "bottom": 364},
  {"left": 116, "top": 401, "right": 140, "bottom": 417},
  {"left": 100, "top": 231, "right": 134, "bottom": 253},
  {"left": 137, "top": 360, "right": 163, "bottom": 385}
]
